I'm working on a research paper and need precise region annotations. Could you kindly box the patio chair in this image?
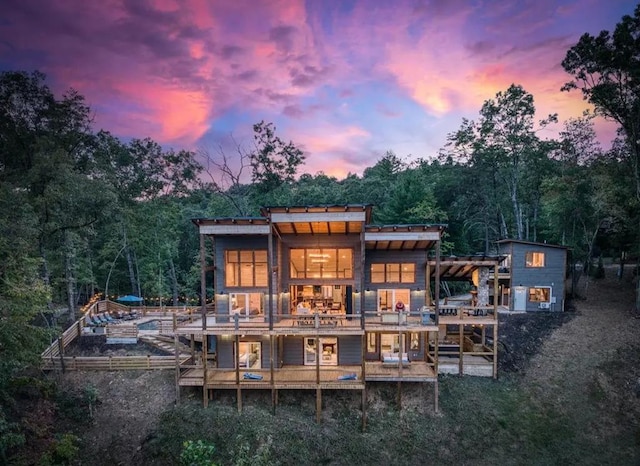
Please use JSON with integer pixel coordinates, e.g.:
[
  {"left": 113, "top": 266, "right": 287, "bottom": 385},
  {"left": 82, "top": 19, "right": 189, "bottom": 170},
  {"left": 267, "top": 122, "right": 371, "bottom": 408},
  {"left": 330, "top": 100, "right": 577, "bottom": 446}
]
[{"left": 243, "top": 372, "right": 263, "bottom": 380}]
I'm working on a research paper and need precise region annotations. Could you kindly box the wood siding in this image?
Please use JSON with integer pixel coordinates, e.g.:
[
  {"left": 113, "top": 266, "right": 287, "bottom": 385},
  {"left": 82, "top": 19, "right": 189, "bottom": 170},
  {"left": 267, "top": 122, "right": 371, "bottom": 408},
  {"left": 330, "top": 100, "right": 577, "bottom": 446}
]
[
  {"left": 217, "top": 338, "right": 234, "bottom": 368},
  {"left": 363, "top": 250, "right": 429, "bottom": 312},
  {"left": 503, "top": 242, "right": 567, "bottom": 312},
  {"left": 337, "top": 335, "right": 361, "bottom": 365},
  {"left": 282, "top": 336, "right": 304, "bottom": 365}
]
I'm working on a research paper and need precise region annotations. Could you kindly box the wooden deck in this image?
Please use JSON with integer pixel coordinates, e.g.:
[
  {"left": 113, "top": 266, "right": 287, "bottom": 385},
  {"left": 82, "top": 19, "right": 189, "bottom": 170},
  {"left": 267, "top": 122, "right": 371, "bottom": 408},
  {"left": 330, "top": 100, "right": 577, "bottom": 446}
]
[
  {"left": 179, "top": 365, "right": 365, "bottom": 390},
  {"left": 178, "top": 360, "right": 437, "bottom": 389},
  {"left": 438, "top": 355, "right": 494, "bottom": 377},
  {"left": 175, "top": 314, "right": 438, "bottom": 335}
]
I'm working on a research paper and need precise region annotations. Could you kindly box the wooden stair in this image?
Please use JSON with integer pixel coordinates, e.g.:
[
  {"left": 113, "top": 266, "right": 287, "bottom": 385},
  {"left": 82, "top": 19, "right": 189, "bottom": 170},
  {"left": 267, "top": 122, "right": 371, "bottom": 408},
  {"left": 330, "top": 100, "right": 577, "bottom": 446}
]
[{"left": 139, "top": 335, "right": 191, "bottom": 356}]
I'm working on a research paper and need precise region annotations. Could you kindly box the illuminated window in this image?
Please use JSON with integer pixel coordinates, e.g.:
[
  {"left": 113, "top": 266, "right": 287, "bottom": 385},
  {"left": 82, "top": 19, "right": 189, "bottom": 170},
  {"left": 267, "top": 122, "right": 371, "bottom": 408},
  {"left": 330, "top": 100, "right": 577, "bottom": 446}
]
[
  {"left": 371, "top": 263, "right": 415, "bottom": 283},
  {"left": 289, "top": 248, "right": 353, "bottom": 279},
  {"left": 225, "top": 250, "right": 268, "bottom": 287},
  {"left": 528, "top": 287, "right": 550, "bottom": 302},
  {"left": 377, "top": 289, "right": 410, "bottom": 312},
  {"left": 525, "top": 252, "right": 545, "bottom": 268},
  {"left": 367, "top": 333, "right": 377, "bottom": 353}
]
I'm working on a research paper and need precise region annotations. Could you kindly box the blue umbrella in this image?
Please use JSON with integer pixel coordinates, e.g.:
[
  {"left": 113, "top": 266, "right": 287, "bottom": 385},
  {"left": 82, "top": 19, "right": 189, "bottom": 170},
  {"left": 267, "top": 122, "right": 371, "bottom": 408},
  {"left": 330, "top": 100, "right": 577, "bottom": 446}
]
[{"left": 116, "top": 295, "right": 143, "bottom": 303}]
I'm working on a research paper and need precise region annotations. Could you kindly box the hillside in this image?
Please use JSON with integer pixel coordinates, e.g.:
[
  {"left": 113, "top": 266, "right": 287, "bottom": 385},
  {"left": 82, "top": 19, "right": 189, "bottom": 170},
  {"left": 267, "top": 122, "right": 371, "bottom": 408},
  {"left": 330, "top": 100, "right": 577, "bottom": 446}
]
[{"left": 39, "top": 267, "right": 640, "bottom": 465}]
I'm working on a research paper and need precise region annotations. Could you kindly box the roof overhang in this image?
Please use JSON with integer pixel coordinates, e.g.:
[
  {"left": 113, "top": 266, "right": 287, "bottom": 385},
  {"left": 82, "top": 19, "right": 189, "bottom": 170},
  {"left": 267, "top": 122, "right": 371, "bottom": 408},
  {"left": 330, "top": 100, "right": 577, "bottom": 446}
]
[
  {"left": 365, "top": 225, "right": 445, "bottom": 251},
  {"left": 260, "top": 205, "right": 372, "bottom": 236},
  {"left": 192, "top": 218, "right": 271, "bottom": 235},
  {"left": 428, "top": 255, "right": 506, "bottom": 281}
]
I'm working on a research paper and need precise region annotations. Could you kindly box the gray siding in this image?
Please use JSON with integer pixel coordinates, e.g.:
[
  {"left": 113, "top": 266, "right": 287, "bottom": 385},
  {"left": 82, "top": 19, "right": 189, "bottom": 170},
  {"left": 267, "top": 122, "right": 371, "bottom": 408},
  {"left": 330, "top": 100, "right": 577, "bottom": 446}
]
[
  {"left": 217, "top": 338, "right": 234, "bottom": 368},
  {"left": 213, "top": 336, "right": 272, "bottom": 368},
  {"left": 363, "top": 250, "right": 429, "bottom": 312},
  {"left": 337, "top": 335, "right": 361, "bottom": 365},
  {"left": 282, "top": 336, "right": 304, "bottom": 365},
  {"left": 502, "top": 242, "right": 567, "bottom": 312}
]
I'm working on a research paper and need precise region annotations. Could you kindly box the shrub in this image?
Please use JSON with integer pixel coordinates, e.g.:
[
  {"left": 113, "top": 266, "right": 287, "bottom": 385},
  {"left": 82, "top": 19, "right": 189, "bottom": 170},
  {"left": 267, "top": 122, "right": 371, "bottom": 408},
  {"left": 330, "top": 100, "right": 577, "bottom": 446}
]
[{"left": 180, "top": 439, "right": 217, "bottom": 466}]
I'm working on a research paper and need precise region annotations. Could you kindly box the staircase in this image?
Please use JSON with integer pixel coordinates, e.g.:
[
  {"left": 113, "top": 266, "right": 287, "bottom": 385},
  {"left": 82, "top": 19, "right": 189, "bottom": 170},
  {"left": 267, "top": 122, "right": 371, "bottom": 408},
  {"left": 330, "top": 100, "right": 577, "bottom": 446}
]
[{"left": 139, "top": 334, "right": 191, "bottom": 356}]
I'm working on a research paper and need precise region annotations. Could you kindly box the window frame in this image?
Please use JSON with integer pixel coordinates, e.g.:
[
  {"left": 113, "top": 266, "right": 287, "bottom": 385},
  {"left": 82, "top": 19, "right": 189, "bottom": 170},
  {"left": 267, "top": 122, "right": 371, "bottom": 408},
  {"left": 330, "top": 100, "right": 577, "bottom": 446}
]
[
  {"left": 528, "top": 286, "right": 551, "bottom": 303},
  {"left": 225, "top": 250, "right": 268, "bottom": 287},
  {"left": 525, "top": 251, "right": 545, "bottom": 268},
  {"left": 289, "top": 248, "right": 353, "bottom": 280},
  {"left": 370, "top": 263, "right": 416, "bottom": 283}
]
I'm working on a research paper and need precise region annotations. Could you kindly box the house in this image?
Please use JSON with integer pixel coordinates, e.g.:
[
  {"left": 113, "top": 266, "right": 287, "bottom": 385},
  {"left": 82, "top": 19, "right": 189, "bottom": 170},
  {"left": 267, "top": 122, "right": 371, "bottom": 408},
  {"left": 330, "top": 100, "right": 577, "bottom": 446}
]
[
  {"left": 496, "top": 239, "right": 568, "bottom": 312},
  {"left": 174, "top": 205, "right": 500, "bottom": 423}
]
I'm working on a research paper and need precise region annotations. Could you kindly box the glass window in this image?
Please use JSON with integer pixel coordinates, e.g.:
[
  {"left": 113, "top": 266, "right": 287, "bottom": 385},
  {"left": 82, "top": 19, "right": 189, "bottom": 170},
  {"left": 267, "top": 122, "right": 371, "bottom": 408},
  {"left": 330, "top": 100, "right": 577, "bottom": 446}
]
[
  {"left": 525, "top": 252, "right": 545, "bottom": 268},
  {"left": 528, "top": 287, "right": 550, "bottom": 302},
  {"left": 378, "top": 289, "right": 410, "bottom": 312},
  {"left": 229, "top": 293, "right": 263, "bottom": 316},
  {"left": 225, "top": 250, "right": 268, "bottom": 287},
  {"left": 304, "top": 337, "right": 337, "bottom": 366},
  {"left": 289, "top": 248, "right": 353, "bottom": 279},
  {"left": 367, "top": 333, "right": 377, "bottom": 353},
  {"left": 370, "top": 263, "right": 415, "bottom": 283}
]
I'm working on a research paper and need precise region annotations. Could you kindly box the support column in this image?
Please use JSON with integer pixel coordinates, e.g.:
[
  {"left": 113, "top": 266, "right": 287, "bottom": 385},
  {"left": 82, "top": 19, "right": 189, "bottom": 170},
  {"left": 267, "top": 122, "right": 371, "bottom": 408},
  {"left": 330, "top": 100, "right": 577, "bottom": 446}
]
[
  {"left": 434, "top": 379, "right": 439, "bottom": 413},
  {"left": 174, "top": 323, "right": 180, "bottom": 405},
  {"left": 202, "top": 337, "right": 208, "bottom": 408},
  {"left": 271, "top": 334, "right": 276, "bottom": 414},
  {"left": 199, "top": 233, "right": 207, "bottom": 331},
  {"left": 362, "top": 387, "right": 368, "bottom": 431},
  {"left": 268, "top": 228, "right": 274, "bottom": 331},
  {"left": 360, "top": 227, "right": 366, "bottom": 330},
  {"left": 434, "top": 240, "right": 441, "bottom": 326},
  {"left": 316, "top": 388, "right": 322, "bottom": 424},
  {"left": 458, "top": 324, "right": 464, "bottom": 376},
  {"left": 493, "top": 323, "right": 498, "bottom": 379}
]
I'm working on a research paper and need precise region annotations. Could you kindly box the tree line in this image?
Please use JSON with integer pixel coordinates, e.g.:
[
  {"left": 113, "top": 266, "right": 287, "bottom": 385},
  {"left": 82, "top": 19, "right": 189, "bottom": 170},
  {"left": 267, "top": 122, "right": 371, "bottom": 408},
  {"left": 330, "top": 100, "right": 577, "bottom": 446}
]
[{"left": 1, "top": 7, "right": 640, "bottom": 457}]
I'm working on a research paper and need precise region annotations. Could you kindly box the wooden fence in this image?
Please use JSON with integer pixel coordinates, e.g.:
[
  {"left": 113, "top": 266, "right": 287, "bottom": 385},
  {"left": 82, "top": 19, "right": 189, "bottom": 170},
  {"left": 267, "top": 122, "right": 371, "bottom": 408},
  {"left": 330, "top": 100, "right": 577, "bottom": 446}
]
[{"left": 42, "top": 355, "right": 186, "bottom": 371}]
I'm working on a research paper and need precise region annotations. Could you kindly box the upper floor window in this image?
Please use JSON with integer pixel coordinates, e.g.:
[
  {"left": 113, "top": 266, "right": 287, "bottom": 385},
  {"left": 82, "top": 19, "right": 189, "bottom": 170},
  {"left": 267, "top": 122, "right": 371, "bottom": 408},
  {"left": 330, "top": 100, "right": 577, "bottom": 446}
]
[
  {"left": 290, "top": 248, "right": 353, "bottom": 279},
  {"left": 225, "top": 250, "right": 268, "bottom": 287},
  {"left": 525, "top": 252, "right": 545, "bottom": 268},
  {"left": 371, "top": 263, "right": 415, "bottom": 283}
]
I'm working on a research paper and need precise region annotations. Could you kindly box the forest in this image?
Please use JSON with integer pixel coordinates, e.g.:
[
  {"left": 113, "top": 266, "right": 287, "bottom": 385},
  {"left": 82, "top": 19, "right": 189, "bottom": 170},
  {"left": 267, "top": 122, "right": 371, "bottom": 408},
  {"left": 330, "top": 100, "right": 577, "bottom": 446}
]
[{"left": 1, "top": 5, "right": 640, "bottom": 464}]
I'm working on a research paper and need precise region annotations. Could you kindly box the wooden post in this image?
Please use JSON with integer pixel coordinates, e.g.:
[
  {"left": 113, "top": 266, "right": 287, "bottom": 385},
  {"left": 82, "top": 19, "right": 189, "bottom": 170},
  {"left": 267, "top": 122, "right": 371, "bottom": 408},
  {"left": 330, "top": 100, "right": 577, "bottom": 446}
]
[
  {"left": 271, "top": 334, "right": 276, "bottom": 414},
  {"left": 361, "top": 386, "right": 367, "bottom": 432},
  {"left": 316, "top": 387, "right": 322, "bottom": 424},
  {"left": 57, "top": 337, "right": 65, "bottom": 373},
  {"left": 235, "top": 334, "right": 242, "bottom": 412},
  {"left": 360, "top": 227, "right": 366, "bottom": 330},
  {"left": 174, "top": 332, "right": 181, "bottom": 405},
  {"left": 458, "top": 324, "right": 464, "bottom": 376},
  {"left": 203, "top": 337, "right": 208, "bottom": 408},
  {"left": 268, "top": 228, "right": 274, "bottom": 331},
  {"left": 493, "top": 324, "right": 498, "bottom": 379},
  {"left": 199, "top": 233, "right": 207, "bottom": 331},
  {"left": 434, "top": 240, "right": 441, "bottom": 326},
  {"left": 434, "top": 379, "right": 439, "bottom": 413}
]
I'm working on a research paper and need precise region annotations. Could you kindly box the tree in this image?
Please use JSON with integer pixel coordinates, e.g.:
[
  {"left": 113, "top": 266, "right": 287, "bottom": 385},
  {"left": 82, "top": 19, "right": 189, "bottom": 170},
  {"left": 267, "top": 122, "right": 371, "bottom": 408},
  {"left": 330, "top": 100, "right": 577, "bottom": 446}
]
[
  {"left": 250, "top": 121, "right": 305, "bottom": 195},
  {"left": 562, "top": 4, "right": 640, "bottom": 310},
  {"left": 442, "top": 85, "right": 557, "bottom": 242}
]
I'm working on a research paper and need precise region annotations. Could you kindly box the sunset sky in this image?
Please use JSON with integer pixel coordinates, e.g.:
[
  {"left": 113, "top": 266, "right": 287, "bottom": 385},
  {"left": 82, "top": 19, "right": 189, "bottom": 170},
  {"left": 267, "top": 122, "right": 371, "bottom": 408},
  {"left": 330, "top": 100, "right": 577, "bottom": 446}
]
[{"left": 0, "top": 0, "right": 636, "bottom": 178}]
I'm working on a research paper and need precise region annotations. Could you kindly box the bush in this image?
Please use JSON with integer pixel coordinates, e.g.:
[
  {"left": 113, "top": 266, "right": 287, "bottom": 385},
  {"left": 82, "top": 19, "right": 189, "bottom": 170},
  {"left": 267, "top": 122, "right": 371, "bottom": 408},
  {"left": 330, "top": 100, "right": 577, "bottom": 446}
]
[{"left": 180, "top": 439, "right": 217, "bottom": 466}]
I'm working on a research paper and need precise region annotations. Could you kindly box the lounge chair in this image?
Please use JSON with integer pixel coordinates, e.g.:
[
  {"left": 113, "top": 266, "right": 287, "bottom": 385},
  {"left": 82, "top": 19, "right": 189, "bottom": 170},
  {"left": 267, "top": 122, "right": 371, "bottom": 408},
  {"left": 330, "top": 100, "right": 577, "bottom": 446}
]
[
  {"left": 338, "top": 373, "right": 357, "bottom": 381},
  {"left": 243, "top": 372, "right": 263, "bottom": 380}
]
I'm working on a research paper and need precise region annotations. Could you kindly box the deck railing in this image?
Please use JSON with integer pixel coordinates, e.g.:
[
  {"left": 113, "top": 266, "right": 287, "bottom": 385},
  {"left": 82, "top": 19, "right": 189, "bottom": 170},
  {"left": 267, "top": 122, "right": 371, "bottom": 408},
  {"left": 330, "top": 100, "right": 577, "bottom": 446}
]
[{"left": 42, "top": 355, "right": 187, "bottom": 371}]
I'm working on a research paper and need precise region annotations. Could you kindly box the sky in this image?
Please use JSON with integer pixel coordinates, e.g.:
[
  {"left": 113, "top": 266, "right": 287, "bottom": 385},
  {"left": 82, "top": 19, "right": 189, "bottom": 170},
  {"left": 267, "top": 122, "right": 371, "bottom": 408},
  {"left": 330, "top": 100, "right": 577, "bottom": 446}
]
[{"left": 0, "top": 0, "right": 636, "bottom": 179}]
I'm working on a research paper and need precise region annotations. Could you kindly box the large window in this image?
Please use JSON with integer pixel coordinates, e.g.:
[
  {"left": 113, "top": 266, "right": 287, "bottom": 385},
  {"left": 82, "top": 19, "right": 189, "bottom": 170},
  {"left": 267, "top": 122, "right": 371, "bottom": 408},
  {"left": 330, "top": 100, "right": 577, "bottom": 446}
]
[
  {"left": 304, "top": 337, "right": 337, "bottom": 366},
  {"left": 377, "top": 289, "right": 410, "bottom": 312},
  {"left": 525, "top": 252, "right": 545, "bottom": 268},
  {"left": 225, "top": 250, "right": 268, "bottom": 287},
  {"left": 528, "top": 287, "right": 550, "bottom": 302},
  {"left": 371, "top": 263, "right": 415, "bottom": 283},
  {"left": 229, "top": 293, "right": 263, "bottom": 318},
  {"left": 290, "top": 248, "right": 353, "bottom": 279}
]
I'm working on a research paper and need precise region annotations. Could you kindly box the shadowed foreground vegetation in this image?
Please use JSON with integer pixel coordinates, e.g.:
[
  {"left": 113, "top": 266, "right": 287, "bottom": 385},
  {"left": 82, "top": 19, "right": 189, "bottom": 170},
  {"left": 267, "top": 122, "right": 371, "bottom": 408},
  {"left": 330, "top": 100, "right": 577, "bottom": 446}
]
[{"left": 135, "top": 366, "right": 638, "bottom": 466}]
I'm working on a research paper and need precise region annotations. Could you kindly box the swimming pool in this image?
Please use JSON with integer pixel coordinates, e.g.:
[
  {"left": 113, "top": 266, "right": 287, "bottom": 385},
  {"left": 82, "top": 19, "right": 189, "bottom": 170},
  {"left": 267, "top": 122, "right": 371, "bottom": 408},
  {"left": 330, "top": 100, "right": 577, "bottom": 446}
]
[{"left": 136, "top": 320, "right": 159, "bottom": 330}]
